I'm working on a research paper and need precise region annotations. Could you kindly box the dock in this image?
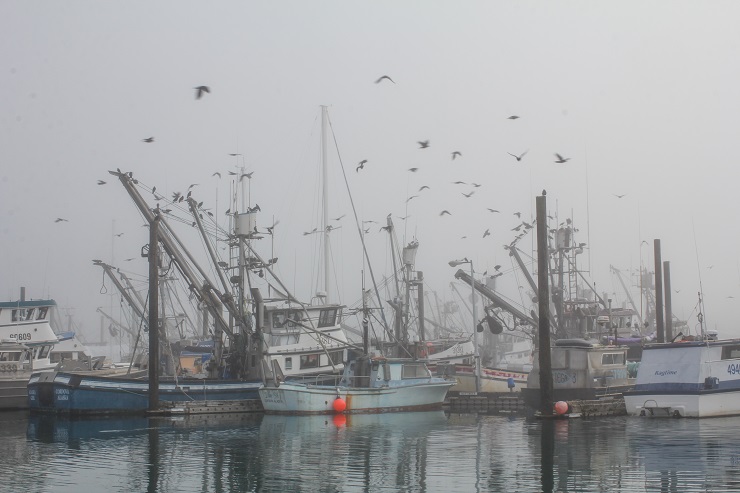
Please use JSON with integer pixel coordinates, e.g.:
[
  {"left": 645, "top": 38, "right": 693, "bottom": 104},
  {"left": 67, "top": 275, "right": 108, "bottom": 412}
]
[{"left": 446, "top": 392, "right": 526, "bottom": 414}]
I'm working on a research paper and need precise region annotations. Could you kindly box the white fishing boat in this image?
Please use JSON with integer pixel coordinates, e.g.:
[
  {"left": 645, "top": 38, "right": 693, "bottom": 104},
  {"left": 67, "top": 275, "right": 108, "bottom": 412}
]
[
  {"left": 259, "top": 356, "right": 454, "bottom": 414},
  {"left": 0, "top": 297, "right": 59, "bottom": 410},
  {"left": 623, "top": 335, "right": 740, "bottom": 418}
]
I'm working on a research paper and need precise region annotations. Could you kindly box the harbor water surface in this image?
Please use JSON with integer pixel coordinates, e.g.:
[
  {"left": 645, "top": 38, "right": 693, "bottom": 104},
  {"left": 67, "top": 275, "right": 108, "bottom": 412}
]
[{"left": 3, "top": 410, "right": 740, "bottom": 492}]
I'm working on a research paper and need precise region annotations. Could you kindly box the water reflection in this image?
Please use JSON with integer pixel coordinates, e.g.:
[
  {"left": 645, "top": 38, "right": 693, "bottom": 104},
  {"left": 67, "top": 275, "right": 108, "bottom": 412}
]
[{"left": 7, "top": 412, "right": 740, "bottom": 492}]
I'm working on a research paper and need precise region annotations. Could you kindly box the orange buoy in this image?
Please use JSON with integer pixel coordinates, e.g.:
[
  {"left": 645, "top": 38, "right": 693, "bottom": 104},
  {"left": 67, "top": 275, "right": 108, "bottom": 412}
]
[
  {"left": 554, "top": 401, "right": 569, "bottom": 415},
  {"left": 333, "top": 397, "right": 347, "bottom": 413}
]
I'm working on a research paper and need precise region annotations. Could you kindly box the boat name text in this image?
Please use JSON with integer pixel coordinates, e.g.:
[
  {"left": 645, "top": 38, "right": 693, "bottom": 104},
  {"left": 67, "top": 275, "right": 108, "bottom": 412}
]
[
  {"left": 728, "top": 364, "right": 740, "bottom": 375},
  {"left": 654, "top": 370, "right": 677, "bottom": 376},
  {"left": 9, "top": 333, "right": 32, "bottom": 341}
]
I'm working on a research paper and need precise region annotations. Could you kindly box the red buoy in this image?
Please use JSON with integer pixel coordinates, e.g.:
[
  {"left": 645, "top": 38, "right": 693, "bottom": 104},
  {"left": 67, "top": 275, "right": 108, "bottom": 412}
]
[
  {"left": 333, "top": 397, "right": 347, "bottom": 413},
  {"left": 554, "top": 401, "right": 569, "bottom": 415}
]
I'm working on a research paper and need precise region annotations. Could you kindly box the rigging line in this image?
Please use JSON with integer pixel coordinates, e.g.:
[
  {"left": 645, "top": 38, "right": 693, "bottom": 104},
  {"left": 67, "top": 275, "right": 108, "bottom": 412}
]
[
  {"left": 691, "top": 218, "right": 707, "bottom": 335},
  {"left": 327, "top": 113, "right": 391, "bottom": 335}
]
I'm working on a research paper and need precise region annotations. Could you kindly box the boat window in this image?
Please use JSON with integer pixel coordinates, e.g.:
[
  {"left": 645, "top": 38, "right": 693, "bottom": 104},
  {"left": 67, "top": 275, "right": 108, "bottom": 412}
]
[
  {"left": 25, "top": 309, "right": 35, "bottom": 321},
  {"left": 12, "top": 309, "right": 26, "bottom": 322},
  {"left": 721, "top": 346, "right": 740, "bottom": 360},
  {"left": 37, "top": 307, "right": 48, "bottom": 320},
  {"left": 318, "top": 309, "right": 337, "bottom": 328},
  {"left": 285, "top": 357, "right": 292, "bottom": 370},
  {"left": 402, "top": 364, "right": 429, "bottom": 379},
  {"left": 39, "top": 345, "right": 51, "bottom": 358},
  {"left": 272, "top": 313, "right": 288, "bottom": 328},
  {"left": 328, "top": 351, "right": 343, "bottom": 366},
  {"left": 602, "top": 353, "right": 624, "bottom": 365},
  {"left": 300, "top": 354, "right": 319, "bottom": 369}
]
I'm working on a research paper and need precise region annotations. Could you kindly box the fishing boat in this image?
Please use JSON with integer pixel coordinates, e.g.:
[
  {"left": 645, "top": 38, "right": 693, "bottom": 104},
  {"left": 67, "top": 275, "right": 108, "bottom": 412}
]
[
  {"left": 522, "top": 338, "right": 633, "bottom": 410},
  {"left": 259, "top": 355, "right": 454, "bottom": 414},
  {"left": 622, "top": 335, "right": 740, "bottom": 418},
  {"left": 0, "top": 297, "right": 59, "bottom": 410}
]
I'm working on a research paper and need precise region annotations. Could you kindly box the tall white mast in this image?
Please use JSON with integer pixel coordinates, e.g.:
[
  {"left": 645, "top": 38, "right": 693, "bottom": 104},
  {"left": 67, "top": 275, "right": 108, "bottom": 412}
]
[{"left": 320, "top": 105, "right": 330, "bottom": 303}]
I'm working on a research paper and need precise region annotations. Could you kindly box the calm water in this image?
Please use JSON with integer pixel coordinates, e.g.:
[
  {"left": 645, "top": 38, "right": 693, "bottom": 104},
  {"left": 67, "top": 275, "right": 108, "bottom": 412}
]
[{"left": 2, "top": 410, "right": 740, "bottom": 492}]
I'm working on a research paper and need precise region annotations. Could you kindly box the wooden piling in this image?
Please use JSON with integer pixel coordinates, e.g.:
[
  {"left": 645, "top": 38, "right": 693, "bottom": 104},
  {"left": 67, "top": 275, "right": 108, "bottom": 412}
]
[
  {"left": 148, "top": 215, "right": 160, "bottom": 411},
  {"left": 654, "top": 239, "right": 664, "bottom": 342},
  {"left": 536, "top": 194, "right": 553, "bottom": 416}
]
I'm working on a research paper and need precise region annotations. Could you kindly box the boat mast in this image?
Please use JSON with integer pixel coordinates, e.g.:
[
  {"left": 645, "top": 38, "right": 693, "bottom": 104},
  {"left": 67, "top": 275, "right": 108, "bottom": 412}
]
[{"left": 320, "top": 106, "right": 331, "bottom": 304}]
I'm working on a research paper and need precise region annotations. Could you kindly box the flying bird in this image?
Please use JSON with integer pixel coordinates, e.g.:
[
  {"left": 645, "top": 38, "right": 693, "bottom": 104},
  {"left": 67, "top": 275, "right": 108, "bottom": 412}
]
[
  {"left": 513, "top": 212, "right": 522, "bottom": 218},
  {"left": 212, "top": 172, "right": 221, "bottom": 178},
  {"left": 451, "top": 151, "right": 462, "bottom": 160},
  {"left": 487, "top": 208, "right": 500, "bottom": 213},
  {"left": 356, "top": 159, "right": 368, "bottom": 172},
  {"left": 114, "top": 233, "right": 124, "bottom": 237},
  {"left": 240, "top": 172, "right": 254, "bottom": 181},
  {"left": 507, "top": 151, "right": 528, "bottom": 162},
  {"left": 439, "top": 210, "right": 451, "bottom": 216},
  {"left": 417, "top": 140, "right": 430, "bottom": 149},
  {"left": 375, "top": 75, "right": 395, "bottom": 84},
  {"left": 332, "top": 214, "right": 346, "bottom": 221},
  {"left": 228, "top": 153, "right": 241, "bottom": 156},
  {"left": 406, "top": 195, "right": 419, "bottom": 202},
  {"left": 452, "top": 181, "right": 466, "bottom": 185},
  {"left": 195, "top": 85, "right": 210, "bottom": 99},
  {"left": 408, "top": 167, "right": 419, "bottom": 172},
  {"left": 507, "top": 115, "right": 520, "bottom": 120},
  {"left": 554, "top": 153, "right": 570, "bottom": 164},
  {"left": 142, "top": 137, "right": 154, "bottom": 143},
  {"left": 54, "top": 218, "right": 68, "bottom": 223},
  {"left": 462, "top": 191, "right": 475, "bottom": 198},
  {"left": 97, "top": 180, "right": 106, "bottom": 185},
  {"left": 494, "top": 265, "right": 501, "bottom": 271},
  {"left": 613, "top": 194, "right": 627, "bottom": 199},
  {"left": 483, "top": 229, "right": 491, "bottom": 238},
  {"left": 471, "top": 183, "right": 482, "bottom": 188},
  {"left": 419, "top": 185, "right": 430, "bottom": 191},
  {"left": 124, "top": 258, "right": 135, "bottom": 262}
]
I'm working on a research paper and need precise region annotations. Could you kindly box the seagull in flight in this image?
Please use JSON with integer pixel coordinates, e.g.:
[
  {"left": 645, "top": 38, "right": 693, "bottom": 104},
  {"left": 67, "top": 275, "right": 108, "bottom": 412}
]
[
  {"left": 97, "top": 180, "right": 106, "bottom": 185},
  {"left": 462, "top": 191, "right": 475, "bottom": 198},
  {"left": 332, "top": 214, "right": 346, "bottom": 221},
  {"left": 451, "top": 151, "right": 462, "bottom": 160},
  {"left": 439, "top": 210, "right": 451, "bottom": 216},
  {"left": 452, "top": 181, "right": 466, "bottom": 185},
  {"left": 507, "top": 115, "right": 520, "bottom": 120},
  {"left": 142, "top": 137, "right": 154, "bottom": 143},
  {"left": 613, "top": 194, "right": 627, "bottom": 199},
  {"left": 487, "top": 208, "right": 500, "bottom": 213},
  {"left": 195, "top": 85, "right": 210, "bottom": 99},
  {"left": 240, "top": 172, "right": 254, "bottom": 181},
  {"left": 507, "top": 150, "right": 528, "bottom": 162},
  {"left": 375, "top": 75, "right": 395, "bottom": 84},
  {"left": 419, "top": 185, "right": 430, "bottom": 191},
  {"left": 554, "top": 153, "right": 570, "bottom": 164},
  {"left": 212, "top": 172, "right": 221, "bottom": 178},
  {"left": 406, "top": 195, "right": 419, "bottom": 202},
  {"left": 408, "top": 167, "right": 419, "bottom": 172},
  {"left": 54, "top": 218, "right": 68, "bottom": 223},
  {"left": 483, "top": 229, "right": 491, "bottom": 238},
  {"left": 356, "top": 159, "right": 367, "bottom": 172},
  {"left": 228, "top": 153, "right": 241, "bottom": 156},
  {"left": 417, "top": 140, "right": 430, "bottom": 149},
  {"left": 513, "top": 212, "right": 522, "bottom": 218}
]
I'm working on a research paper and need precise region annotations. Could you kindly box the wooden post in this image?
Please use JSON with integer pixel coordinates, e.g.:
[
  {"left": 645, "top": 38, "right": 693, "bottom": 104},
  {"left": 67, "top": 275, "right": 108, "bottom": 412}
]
[
  {"left": 653, "top": 239, "right": 664, "bottom": 343},
  {"left": 148, "top": 215, "right": 160, "bottom": 411},
  {"left": 536, "top": 194, "right": 553, "bottom": 415},
  {"left": 663, "top": 261, "right": 673, "bottom": 342},
  {"left": 417, "top": 271, "right": 425, "bottom": 343}
]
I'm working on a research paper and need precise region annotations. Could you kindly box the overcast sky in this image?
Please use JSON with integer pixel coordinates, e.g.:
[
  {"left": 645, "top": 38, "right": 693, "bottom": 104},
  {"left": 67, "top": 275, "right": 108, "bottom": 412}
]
[{"left": 2, "top": 1, "right": 740, "bottom": 345}]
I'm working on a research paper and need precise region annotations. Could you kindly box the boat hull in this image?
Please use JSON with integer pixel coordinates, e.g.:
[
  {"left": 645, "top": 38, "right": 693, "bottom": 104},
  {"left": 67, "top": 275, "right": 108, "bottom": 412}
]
[
  {"left": 624, "top": 389, "right": 740, "bottom": 418},
  {"left": 0, "top": 373, "right": 32, "bottom": 410},
  {"left": 28, "top": 371, "right": 261, "bottom": 414},
  {"left": 437, "top": 364, "right": 528, "bottom": 394},
  {"left": 259, "top": 380, "right": 454, "bottom": 415}
]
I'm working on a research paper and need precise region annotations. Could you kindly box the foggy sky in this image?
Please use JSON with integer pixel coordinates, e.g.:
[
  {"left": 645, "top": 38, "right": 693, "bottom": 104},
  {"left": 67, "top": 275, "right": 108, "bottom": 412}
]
[{"left": 2, "top": 1, "right": 740, "bottom": 347}]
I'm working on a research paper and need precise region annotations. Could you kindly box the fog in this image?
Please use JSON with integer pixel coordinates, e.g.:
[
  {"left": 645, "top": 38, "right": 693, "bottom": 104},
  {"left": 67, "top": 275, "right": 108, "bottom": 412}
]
[{"left": 2, "top": 2, "right": 739, "bottom": 353}]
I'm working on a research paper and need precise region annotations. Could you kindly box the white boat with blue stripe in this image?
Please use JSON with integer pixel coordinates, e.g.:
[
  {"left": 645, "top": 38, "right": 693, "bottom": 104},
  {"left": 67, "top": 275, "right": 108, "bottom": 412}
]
[{"left": 624, "top": 336, "right": 740, "bottom": 418}]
